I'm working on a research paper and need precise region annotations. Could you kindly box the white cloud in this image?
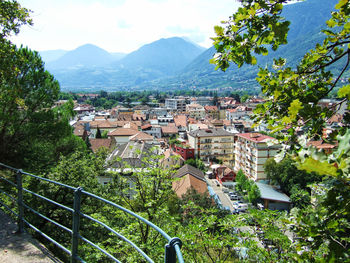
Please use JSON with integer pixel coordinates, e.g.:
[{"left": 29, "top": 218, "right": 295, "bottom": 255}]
[{"left": 12, "top": 0, "right": 240, "bottom": 53}]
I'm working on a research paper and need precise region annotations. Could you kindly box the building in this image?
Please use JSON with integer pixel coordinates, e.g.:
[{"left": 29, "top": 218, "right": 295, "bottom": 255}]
[
  {"left": 173, "top": 144, "right": 195, "bottom": 160},
  {"left": 234, "top": 133, "right": 280, "bottom": 181},
  {"left": 73, "top": 123, "right": 88, "bottom": 141},
  {"left": 172, "top": 164, "right": 208, "bottom": 198},
  {"left": 107, "top": 140, "right": 157, "bottom": 170},
  {"left": 89, "top": 138, "right": 116, "bottom": 153},
  {"left": 213, "top": 165, "right": 236, "bottom": 183},
  {"left": 188, "top": 122, "right": 208, "bottom": 132},
  {"left": 74, "top": 104, "right": 95, "bottom": 116},
  {"left": 186, "top": 104, "right": 205, "bottom": 119},
  {"left": 158, "top": 115, "right": 174, "bottom": 126},
  {"left": 188, "top": 128, "right": 235, "bottom": 166},
  {"left": 174, "top": 115, "right": 188, "bottom": 139},
  {"left": 165, "top": 99, "right": 186, "bottom": 112},
  {"left": 129, "top": 132, "right": 155, "bottom": 144},
  {"left": 108, "top": 128, "right": 140, "bottom": 144},
  {"left": 160, "top": 149, "right": 185, "bottom": 169},
  {"left": 226, "top": 106, "right": 252, "bottom": 121},
  {"left": 193, "top": 96, "right": 213, "bottom": 106},
  {"left": 204, "top": 105, "right": 220, "bottom": 120},
  {"left": 256, "top": 183, "right": 291, "bottom": 211},
  {"left": 161, "top": 124, "right": 179, "bottom": 138},
  {"left": 307, "top": 140, "right": 338, "bottom": 155},
  {"left": 89, "top": 120, "right": 117, "bottom": 138},
  {"left": 141, "top": 124, "right": 162, "bottom": 139}
]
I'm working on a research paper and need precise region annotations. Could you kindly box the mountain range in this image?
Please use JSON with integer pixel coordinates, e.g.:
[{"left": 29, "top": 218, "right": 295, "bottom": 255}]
[{"left": 40, "top": 0, "right": 340, "bottom": 92}]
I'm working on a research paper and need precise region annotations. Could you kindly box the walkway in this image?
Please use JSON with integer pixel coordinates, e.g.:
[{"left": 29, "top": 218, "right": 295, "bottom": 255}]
[{"left": 0, "top": 209, "right": 62, "bottom": 263}]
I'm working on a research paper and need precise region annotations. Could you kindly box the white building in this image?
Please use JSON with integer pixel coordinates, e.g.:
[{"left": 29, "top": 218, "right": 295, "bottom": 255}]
[
  {"left": 165, "top": 99, "right": 186, "bottom": 112},
  {"left": 234, "top": 133, "right": 280, "bottom": 181},
  {"left": 186, "top": 103, "right": 205, "bottom": 119},
  {"left": 226, "top": 106, "right": 252, "bottom": 121}
]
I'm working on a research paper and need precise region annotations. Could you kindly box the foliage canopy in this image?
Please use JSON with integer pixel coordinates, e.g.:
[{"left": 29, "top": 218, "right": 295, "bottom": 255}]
[{"left": 213, "top": 0, "right": 350, "bottom": 260}]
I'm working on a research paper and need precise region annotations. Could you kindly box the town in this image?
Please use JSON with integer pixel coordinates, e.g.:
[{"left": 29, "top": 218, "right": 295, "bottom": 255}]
[
  {"left": 1, "top": 0, "right": 349, "bottom": 261},
  {"left": 67, "top": 92, "right": 343, "bottom": 213}
]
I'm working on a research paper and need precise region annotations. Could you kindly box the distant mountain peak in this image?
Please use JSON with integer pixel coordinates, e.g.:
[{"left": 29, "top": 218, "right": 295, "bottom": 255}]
[
  {"left": 115, "top": 36, "right": 206, "bottom": 75},
  {"left": 46, "top": 43, "right": 114, "bottom": 70}
]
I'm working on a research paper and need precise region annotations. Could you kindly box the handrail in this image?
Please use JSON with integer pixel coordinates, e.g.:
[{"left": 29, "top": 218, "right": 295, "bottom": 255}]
[{"left": 0, "top": 162, "right": 184, "bottom": 263}]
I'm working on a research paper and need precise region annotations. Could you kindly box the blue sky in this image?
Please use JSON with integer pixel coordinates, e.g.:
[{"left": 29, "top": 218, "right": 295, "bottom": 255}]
[{"left": 12, "top": 0, "right": 241, "bottom": 53}]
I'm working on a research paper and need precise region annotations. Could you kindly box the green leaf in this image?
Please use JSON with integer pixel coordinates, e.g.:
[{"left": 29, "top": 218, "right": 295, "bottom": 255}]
[
  {"left": 335, "top": 0, "right": 348, "bottom": 9},
  {"left": 251, "top": 56, "right": 257, "bottom": 65},
  {"left": 345, "top": 22, "right": 350, "bottom": 30},
  {"left": 326, "top": 19, "right": 337, "bottom": 28},
  {"left": 288, "top": 99, "right": 303, "bottom": 121},
  {"left": 214, "top": 25, "right": 224, "bottom": 36},
  {"left": 298, "top": 157, "right": 338, "bottom": 176},
  {"left": 338, "top": 84, "right": 350, "bottom": 99}
]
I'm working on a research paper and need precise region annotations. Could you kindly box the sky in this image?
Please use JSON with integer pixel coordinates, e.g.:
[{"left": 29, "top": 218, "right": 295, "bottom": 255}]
[{"left": 11, "top": 0, "right": 241, "bottom": 54}]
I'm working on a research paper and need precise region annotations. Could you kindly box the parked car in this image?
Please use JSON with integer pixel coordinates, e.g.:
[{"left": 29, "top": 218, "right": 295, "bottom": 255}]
[
  {"left": 230, "top": 194, "right": 238, "bottom": 200},
  {"left": 223, "top": 187, "right": 229, "bottom": 193},
  {"left": 237, "top": 203, "right": 249, "bottom": 212},
  {"left": 257, "top": 203, "right": 264, "bottom": 210},
  {"left": 232, "top": 201, "right": 243, "bottom": 210}
]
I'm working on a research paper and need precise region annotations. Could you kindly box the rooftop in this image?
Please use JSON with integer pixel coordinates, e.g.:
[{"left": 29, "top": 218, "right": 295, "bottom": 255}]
[
  {"left": 108, "top": 128, "right": 139, "bottom": 136},
  {"left": 89, "top": 138, "right": 113, "bottom": 153},
  {"left": 256, "top": 183, "right": 291, "bottom": 203},
  {"left": 236, "top": 133, "right": 275, "bottom": 143},
  {"left": 189, "top": 128, "right": 234, "bottom": 137},
  {"left": 174, "top": 164, "right": 205, "bottom": 181}
]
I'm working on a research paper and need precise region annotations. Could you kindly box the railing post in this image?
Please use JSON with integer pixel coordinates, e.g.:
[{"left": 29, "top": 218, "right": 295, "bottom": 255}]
[
  {"left": 165, "top": 237, "right": 182, "bottom": 263},
  {"left": 71, "top": 187, "right": 83, "bottom": 263},
  {"left": 16, "top": 169, "right": 24, "bottom": 234}
]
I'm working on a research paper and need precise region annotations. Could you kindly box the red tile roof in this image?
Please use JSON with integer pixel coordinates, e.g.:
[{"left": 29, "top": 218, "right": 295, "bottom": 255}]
[
  {"left": 236, "top": 133, "right": 275, "bottom": 142},
  {"left": 172, "top": 174, "right": 208, "bottom": 198},
  {"left": 174, "top": 115, "right": 187, "bottom": 127},
  {"left": 141, "top": 124, "right": 152, "bottom": 130},
  {"left": 204, "top": 105, "right": 218, "bottom": 111},
  {"left": 161, "top": 125, "right": 179, "bottom": 134},
  {"left": 108, "top": 128, "right": 139, "bottom": 136},
  {"left": 123, "top": 122, "right": 139, "bottom": 130},
  {"left": 90, "top": 139, "right": 113, "bottom": 153},
  {"left": 307, "top": 140, "right": 338, "bottom": 150},
  {"left": 129, "top": 132, "right": 154, "bottom": 141},
  {"left": 73, "top": 125, "right": 85, "bottom": 137},
  {"left": 90, "top": 120, "right": 116, "bottom": 129}
]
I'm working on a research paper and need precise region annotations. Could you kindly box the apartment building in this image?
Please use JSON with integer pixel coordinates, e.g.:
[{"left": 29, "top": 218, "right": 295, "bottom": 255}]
[
  {"left": 204, "top": 105, "right": 220, "bottom": 120},
  {"left": 186, "top": 103, "right": 205, "bottom": 119},
  {"left": 234, "top": 133, "right": 280, "bottom": 181},
  {"left": 226, "top": 106, "right": 252, "bottom": 121},
  {"left": 188, "top": 128, "right": 235, "bottom": 167},
  {"left": 165, "top": 98, "right": 186, "bottom": 112}
]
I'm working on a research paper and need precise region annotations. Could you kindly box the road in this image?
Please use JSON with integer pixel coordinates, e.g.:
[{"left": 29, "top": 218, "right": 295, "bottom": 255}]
[{"left": 206, "top": 178, "right": 235, "bottom": 212}]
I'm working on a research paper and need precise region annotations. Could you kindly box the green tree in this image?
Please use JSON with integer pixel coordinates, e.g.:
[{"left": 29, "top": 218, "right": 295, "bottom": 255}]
[
  {"left": 212, "top": 0, "right": 350, "bottom": 260},
  {"left": 264, "top": 156, "right": 321, "bottom": 207},
  {"left": 85, "top": 136, "right": 92, "bottom": 149},
  {"left": 212, "top": 0, "right": 350, "bottom": 143},
  {"left": 95, "top": 127, "right": 102, "bottom": 138},
  {"left": 101, "top": 130, "right": 108, "bottom": 139},
  {"left": 0, "top": 0, "right": 32, "bottom": 39},
  {"left": 247, "top": 183, "right": 260, "bottom": 205},
  {"left": 184, "top": 158, "right": 206, "bottom": 172},
  {"left": 107, "top": 151, "right": 180, "bottom": 261},
  {"left": 0, "top": 1, "right": 86, "bottom": 172}
]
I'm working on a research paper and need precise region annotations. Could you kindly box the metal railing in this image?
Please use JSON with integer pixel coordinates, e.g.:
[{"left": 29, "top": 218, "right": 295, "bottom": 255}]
[{"left": 0, "top": 162, "right": 184, "bottom": 263}]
